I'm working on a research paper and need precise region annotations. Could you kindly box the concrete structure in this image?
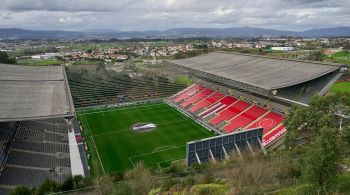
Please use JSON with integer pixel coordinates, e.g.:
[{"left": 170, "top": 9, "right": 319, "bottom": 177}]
[
  {"left": 170, "top": 52, "right": 340, "bottom": 91},
  {"left": 0, "top": 64, "right": 75, "bottom": 121}
]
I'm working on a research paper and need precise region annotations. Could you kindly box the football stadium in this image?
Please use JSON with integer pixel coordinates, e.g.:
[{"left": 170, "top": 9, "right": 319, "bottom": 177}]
[{"left": 0, "top": 51, "right": 345, "bottom": 193}]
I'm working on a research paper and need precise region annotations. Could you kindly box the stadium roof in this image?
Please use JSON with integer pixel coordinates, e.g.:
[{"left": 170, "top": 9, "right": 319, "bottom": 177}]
[
  {"left": 0, "top": 64, "right": 75, "bottom": 122},
  {"left": 170, "top": 52, "right": 340, "bottom": 90}
]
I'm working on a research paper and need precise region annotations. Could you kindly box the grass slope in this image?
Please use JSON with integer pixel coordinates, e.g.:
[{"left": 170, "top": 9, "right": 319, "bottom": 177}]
[
  {"left": 329, "top": 82, "right": 350, "bottom": 101},
  {"left": 323, "top": 51, "right": 350, "bottom": 66},
  {"left": 78, "top": 102, "right": 215, "bottom": 173}
]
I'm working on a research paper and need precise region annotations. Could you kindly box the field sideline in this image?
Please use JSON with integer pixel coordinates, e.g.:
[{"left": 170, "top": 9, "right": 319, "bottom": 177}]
[{"left": 77, "top": 102, "right": 215, "bottom": 174}]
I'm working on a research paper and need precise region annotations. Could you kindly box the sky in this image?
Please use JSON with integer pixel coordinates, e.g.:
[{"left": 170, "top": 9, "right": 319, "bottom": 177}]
[{"left": 0, "top": 0, "right": 349, "bottom": 31}]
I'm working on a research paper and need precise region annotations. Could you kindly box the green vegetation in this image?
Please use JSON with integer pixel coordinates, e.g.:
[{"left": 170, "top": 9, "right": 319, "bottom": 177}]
[
  {"left": 77, "top": 102, "right": 215, "bottom": 173},
  {"left": 323, "top": 51, "right": 350, "bottom": 66},
  {"left": 173, "top": 49, "right": 210, "bottom": 59},
  {"left": 305, "top": 50, "right": 323, "bottom": 61},
  {"left": 10, "top": 46, "right": 59, "bottom": 57},
  {"left": 0, "top": 51, "right": 16, "bottom": 64},
  {"left": 16, "top": 58, "right": 62, "bottom": 66},
  {"left": 73, "top": 59, "right": 104, "bottom": 65},
  {"left": 330, "top": 82, "right": 350, "bottom": 97},
  {"left": 174, "top": 75, "right": 193, "bottom": 86},
  {"left": 284, "top": 94, "right": 350, "bottom": 193},
  {"left": 10, "top": 176, "right": 90, "bottom": 195}
]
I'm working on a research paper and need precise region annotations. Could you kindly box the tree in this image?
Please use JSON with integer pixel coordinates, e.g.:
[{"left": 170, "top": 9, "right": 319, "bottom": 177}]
[
  {"left": 307, "top": 51, "right": 323, "bottom": 61},
  {"left": 284, "top": 94, "right": 350, "bottom": 147},
  {"left": 10, "top": 186, "right": 34, "bottom": 195},
  {"left": 93, "top": 175, "right": 114, "bottom": 195},
  {"left": 284, "top": 94, "right": 350, "bottom": 191},
  {"left": 0, "top": 51, "right": 16, "bottom": 64},
  {"left": 303, "top": 127, "right": 341, "bottom": 187},
  {"left": 125, "top": 162, "right": 157, "bottom": 194},
  {"left": 36, "top": 179, "right": 59, "bottom": 195}
]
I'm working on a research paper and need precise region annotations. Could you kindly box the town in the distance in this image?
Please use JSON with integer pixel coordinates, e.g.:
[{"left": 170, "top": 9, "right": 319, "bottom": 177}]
[{"left": 0, "top": 1, "right": 350, "bottom": 195}]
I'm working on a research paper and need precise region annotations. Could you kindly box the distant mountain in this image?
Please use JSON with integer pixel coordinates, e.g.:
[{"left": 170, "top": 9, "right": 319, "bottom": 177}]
[
  {"left": 161, "top": 27, "right": 295, "bottom": 38},
  {"left": 298, "top": 27, "right": 350, "bottom": 37},
  {"left": 0, "top": 28, "right": 83, "bottom": 39},
  {"left": 0, "top": 27, "right": 349, "bottom": 40}
]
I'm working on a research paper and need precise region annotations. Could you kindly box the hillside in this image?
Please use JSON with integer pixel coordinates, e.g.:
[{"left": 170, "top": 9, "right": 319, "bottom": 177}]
[{"left": 1, "top": 27, "right": 350, "bottom": 40}]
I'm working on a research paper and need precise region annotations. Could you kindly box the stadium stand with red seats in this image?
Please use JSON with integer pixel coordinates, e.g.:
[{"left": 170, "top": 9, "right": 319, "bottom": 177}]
[
  {"left": 209, "top": 100, "right": 251, "bottom": 126},
  {"left": 222, "top": 106, "right": 267, "bottom": 133},
  {"left": 180, "top": 88, "right": 214, "bottom": 108},
  {"left": 246, "top": 112, "right": 284, "bottom": 134},
  {"left": 173, "top": 85, "right": 205, "bottom": 103},
  {"left": 169, "top": 84, "right": 288, "bottom": 147},
  {"left": 188, "top": 92, "right": 224, "bottom": 113},
  {"left": 198, "top": 96, "right": 237, "bottom": 119},
  {"left": 262, "top": 125, "right": 287, "bottom": 147}
]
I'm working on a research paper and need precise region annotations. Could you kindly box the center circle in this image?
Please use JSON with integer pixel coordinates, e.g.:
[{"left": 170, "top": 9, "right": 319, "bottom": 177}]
[{"left": 131, "top": 122, "right": 157, "bottom": 132}]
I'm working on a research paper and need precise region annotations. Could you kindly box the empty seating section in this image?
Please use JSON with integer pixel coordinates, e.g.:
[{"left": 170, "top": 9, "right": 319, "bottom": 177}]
[
  {"left": 174, "top": 85, "right": 205, "bottom": 103},
  {"left": 262, "top": 125, "right": 287, "bottom": 147},
  {"left": 170, "top": 84, "right": 196, "bottom": 99},
  {"left": 16, "top": 126, "right": 68, "bottom": 144},
  {"left": 198, "top": 96, "right": 237, "bottom": 119},
  {"left": 180, "top": 88, "right": 214, "bottom": 107},
  {"left": 246, "top": 112, "right": 284, "bottom": 134},
  {"left": 12, "top": 139, "right": 69, "bottom": 154},
  {"left": 0, "top": 119, "right": 71, "bottom": 188},
  {"left": 169, "top": 85, "right": 288, "bottom": 147},
  {"left": 210, "top": 101, "right": 251, "bottom": 125},
  {"left": 188, "top": 92, "right": 224, "bottom": 113},
  {"left": 223, "top": 106, "right": 267, "bottom": 133},
  {"left": 0, "top": 167, "right": 65, "bottom": 186},
  {"left": 19, "top": 121, "right": 68, "bottom": 134},
  {"left": 67, "top": 65, "right": 186, "bottom": 108},
  {"left": 7, "top": 150, "right": 70, "bottom": 168}
]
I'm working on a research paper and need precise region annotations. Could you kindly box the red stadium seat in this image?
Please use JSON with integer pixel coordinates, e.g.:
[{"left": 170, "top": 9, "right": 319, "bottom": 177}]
[
  {"left": 198, "top": 96, "right": 237, "bottom": 119},
  {"left": 209, "top": 100, "right": 251, "bottom": 126},
  {"left": 173, "top": 85, "right": 205, "bottom": 103},
  {"left": 188, "top": 92, "right": 224, "bottom": 113},
  {"left": 246, "top": 112, "right": 284, "bottom": 134},
  {"left": 223, "top": 106, "right": 267, "bottom": 133},
  {"left": 181, "top": 88, "right": 214, "bottom": 108},
  {"left": 262, "top": 125, "right": 287, "bottom": 147}
]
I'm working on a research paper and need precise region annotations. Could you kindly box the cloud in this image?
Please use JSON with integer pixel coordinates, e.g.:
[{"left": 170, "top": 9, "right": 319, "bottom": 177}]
[{"left": 0, "top": 0, "right": 349, "bottom": 31}]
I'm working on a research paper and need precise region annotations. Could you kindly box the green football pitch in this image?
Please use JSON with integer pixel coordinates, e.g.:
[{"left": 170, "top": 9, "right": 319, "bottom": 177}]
[{"left": 77, "top": 102, "right": 215, "bottom": 174}]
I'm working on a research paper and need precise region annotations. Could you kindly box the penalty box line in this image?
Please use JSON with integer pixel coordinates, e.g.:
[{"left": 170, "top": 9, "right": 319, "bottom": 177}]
[{"left": 128, "top": 145, "right": 186, "bottom": 168}]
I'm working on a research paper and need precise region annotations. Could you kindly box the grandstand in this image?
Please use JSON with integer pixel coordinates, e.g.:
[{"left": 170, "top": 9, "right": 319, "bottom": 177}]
[
  {"left": 0, "top": 64, "right": 87, "bottom": 193},
  {"left": 169, "top": 51, "right": 342, "bottom": 104},
  {"left": 165, "top": 52, "right": 343, "bottom": 148},
  {"left": 166, "top": 84, "right": 286, "bottom": 148},
  {"left": 0, "top": 120, "right": 71, "bottom": 187},
  {"left": 66, "top": 64, "right": 186, "bottom": 108}
]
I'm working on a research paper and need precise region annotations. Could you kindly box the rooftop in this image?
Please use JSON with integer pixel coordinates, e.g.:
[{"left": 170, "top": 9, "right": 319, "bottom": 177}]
[
  {"left": 0, "top": 64, "right": 75, "bottom": 121},
  {"left": 170, "top": 52, "right": 340, "bottom": 90}
]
